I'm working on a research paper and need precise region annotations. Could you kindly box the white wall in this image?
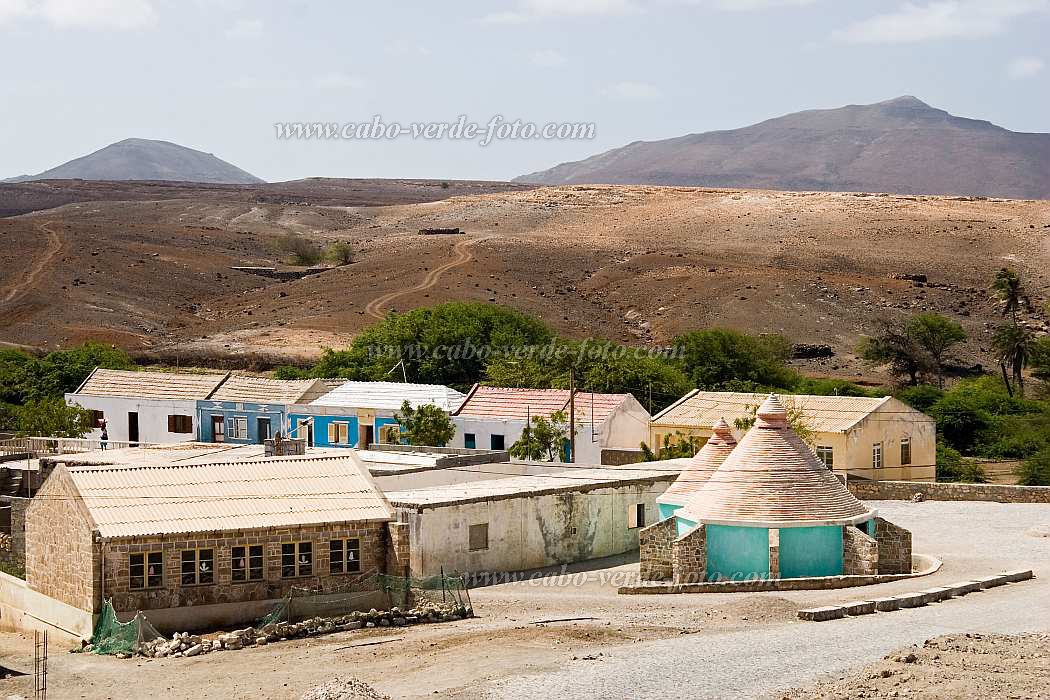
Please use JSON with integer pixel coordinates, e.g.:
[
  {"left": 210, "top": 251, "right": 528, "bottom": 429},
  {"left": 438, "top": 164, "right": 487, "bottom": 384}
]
[
  {"left": 0, "top": 571, "right": 93, "bottom": 644},
  {"left": 451, "top": 416, "right": 606, "bottom": 462},
  {"left": 374, "top": 461, "right": 555, "bottom": 492},
  {"left": 65, "top": 395, "right": 200, "bottom": 444}
]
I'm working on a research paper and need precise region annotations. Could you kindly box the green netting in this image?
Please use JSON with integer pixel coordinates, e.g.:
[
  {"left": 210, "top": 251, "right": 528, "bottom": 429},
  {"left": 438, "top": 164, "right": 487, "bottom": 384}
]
[{"left": 89, "top": 600, "right": 165, "bottom": 655}]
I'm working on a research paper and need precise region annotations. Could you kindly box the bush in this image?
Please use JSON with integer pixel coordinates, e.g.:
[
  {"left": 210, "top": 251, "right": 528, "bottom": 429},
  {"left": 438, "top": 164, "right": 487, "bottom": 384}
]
[
  {"left": 324, "top": 241, "right": 354, "bottom": 266},
  {"left": 273, "top": 365, "right": 311, "bottom": 380},
  {"left": 394, "top": 400, "right": 455, "bottom": 447},
  {"left": 895, "top": 385, "right": 944, "bottom": 413},
  {"left": 15, "top": 399, "right": 92, "bottom": 438},
  {"left": 0, "top": 343, "right": 133, "bottom": 405},
  {"left": 275, "top": 234, "right": 323, "bottom": 266},
  {"left": 674, "top": 329, "right": 798, "bottom": 391},
  {"left": 1017, "top": 448, "right": 1050, "bottom": 486},
  {"left": 936, "top": 442, "right": 988, "bottom": 483}
]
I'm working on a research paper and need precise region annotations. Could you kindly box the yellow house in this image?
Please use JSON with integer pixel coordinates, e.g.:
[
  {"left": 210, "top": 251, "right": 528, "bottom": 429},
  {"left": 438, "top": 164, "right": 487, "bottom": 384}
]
[{"left": 650, "top": 391, "right": 936, "bottom": 482}]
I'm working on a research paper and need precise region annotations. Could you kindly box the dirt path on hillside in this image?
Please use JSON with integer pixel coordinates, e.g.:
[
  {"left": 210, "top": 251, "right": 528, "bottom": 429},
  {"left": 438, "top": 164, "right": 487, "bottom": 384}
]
[
  {"left": 0, "top": 222, "right": 62, "bottom": 306},
  {"left": 364, "top": 235, "right": 493, "bottom": 320}
]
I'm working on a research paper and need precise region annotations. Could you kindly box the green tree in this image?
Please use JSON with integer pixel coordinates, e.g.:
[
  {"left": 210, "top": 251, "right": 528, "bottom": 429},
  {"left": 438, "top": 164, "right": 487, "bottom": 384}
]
[
  {"left": 732, "top": 401, "right": 815, "bottom": 445},
  {"left": 859, "top": 318, "right": 934, "bottom": 386},
  {"left": 992, "top": 267, "right": 1026, "bottom": 320},
  {"left": 393, "top": 401, "right": 456, "bottom": 447},
  {"left": 674, "top": 329, "right": 797, "bottom": 391},
  {"left": 15, "top": 399, "right": 92, "bottom": 438},
  {"left": 907, "top": 313, "right": 966, "bottom": 388},
  {"left": 895, "top": 385, "right": 945, "bottom": 413},
  {"left": 1018, "top": 448, "right": 1050, "bottom": 486},
  {"left": 936, "top": 441, "right": 989, "bottom": 483},
  {"left": 992, "top": 322, "right": 1034, "bottom": 398},
  {"left": 509, "top": 410, "right": 572, "bottom": 461},
  {"left": 324, "top": 241, "right": 354, "bottom": 266},
  {"left": 640, "top": 432, "right": 704, "bottom": 461},
  {"left": 0, "top": 343, "right": 133, "bottom": 405}
]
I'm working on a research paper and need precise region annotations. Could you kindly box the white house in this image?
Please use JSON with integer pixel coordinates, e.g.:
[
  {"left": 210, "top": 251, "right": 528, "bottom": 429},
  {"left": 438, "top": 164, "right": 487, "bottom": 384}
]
[
  {"left": 66, "top": 369, "right": 229, "bottom": 445},
  {"left": 449, "top": 385, "right": 652, "bottom": 464}
]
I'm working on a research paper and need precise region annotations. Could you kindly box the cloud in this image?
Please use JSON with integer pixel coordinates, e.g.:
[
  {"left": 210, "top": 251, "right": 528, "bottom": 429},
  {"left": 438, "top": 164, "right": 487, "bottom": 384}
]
[
  {"left": 225, "top": 18, "right": 263, "bottom": 39},
  {"left": 1007, "top": 56, "right": 1045, "bottom": 78},
  {"left": 482, "top": 0, "right": 639, "bottom": 24},
  {"left": 313, "top": 72, "right": 365, "bottom": 90},
  {"left": 530, "top": 48, "right": 566, "bottom": 67},
  {"left": 0, "top": 0, "right": 158, "bottom": 29},
  {"left": 686, "top": 0, "right": 816, "bottom": 9},
  {"left": 834, "top": 1, "right": 1049, "bottom": 44},
  {"left": 603, "top": 81, "right": 661, "bottom": 100}
]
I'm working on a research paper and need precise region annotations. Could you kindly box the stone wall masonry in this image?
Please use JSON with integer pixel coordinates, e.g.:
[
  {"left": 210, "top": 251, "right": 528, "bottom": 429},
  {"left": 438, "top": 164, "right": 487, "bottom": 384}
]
[
  {"left": 875, "top": 518, "right": 912, "bottom": 575},
  {"left": 0, "top": 496, "right": 29, "bottom": 564},
  {"left": 385, "top": 521, "right": 411, "bottom": 578},
  {"left": 671, "top": 524, "right": 706, "bottom": 585},
  {"left": 843, "top": 525, "right": 879, "bottom": 576},
  {"left": 639, "top": 517, "right": 676, "bottom": 581},
  {"left": 848, "top": 480, "right": 1050, "bottom": 504}
]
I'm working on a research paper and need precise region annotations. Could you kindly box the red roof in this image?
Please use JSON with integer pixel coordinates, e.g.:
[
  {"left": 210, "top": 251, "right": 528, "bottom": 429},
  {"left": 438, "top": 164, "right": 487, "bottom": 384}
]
[{"left": 453, "top": 385, "right": 633, "bottom": 424}]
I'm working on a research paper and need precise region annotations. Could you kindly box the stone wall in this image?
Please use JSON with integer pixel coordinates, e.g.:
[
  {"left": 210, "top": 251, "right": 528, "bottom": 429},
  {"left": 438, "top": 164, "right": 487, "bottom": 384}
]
[
  {"left": 600, "top": 448, "right": 645, "bottom": 466},
  {"left": 0, "top": 496, "right": 29, "bottom": 564},
  {"left": 638, "top": 517, "right": 676, "bottom": 581},
  {"left": 875, "top": 518, "right": 912, "bottom": 575},
  {"left": 24, "top": 470, "right": 100, "bottom": 613},
  {"left": 102, "top": 521, "right": 388, "bottom": 614},
  {"left": 848, "top": 480, "right": 1050, "bottom": 504},
  {"left": 671, "top": 524, "right": 706, "bottom": 585},
  {"left": 843, "top": 525, "right": 878, "bottom": 576},
  {"left": 385, "top": 521, "right": 411, "bottom": 578}
]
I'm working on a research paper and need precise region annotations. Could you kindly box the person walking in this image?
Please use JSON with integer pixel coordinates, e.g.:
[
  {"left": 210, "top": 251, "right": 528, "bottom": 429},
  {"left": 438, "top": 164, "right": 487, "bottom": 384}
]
[{"left": 99, "top": 418, "right": 109, "bottom": 451}]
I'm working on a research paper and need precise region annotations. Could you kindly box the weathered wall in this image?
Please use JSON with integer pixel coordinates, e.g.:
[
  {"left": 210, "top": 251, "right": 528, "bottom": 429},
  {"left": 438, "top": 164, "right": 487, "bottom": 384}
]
[
  {"left": 0, "top": 495, "right": 29, "bottom": 563},
  {"left": 373, "top": 461, "right": 552, "bottom": 492},
  {"left": 639, "top": 517, "right": 676, "bottom": 581},
  {"left": 385, "top": 521, "right": 411, "bottom": 578},
  {"left": 843, "top": 525, "right": 879, "bottom": 576},
  {"left": 102, "top": 521, "right": 387, "bottom": 614},
  {"left": 0, "top": 571, "right": 94, "bottom": 644},
  {"left": 849, "top": 480, "right": 1050, "bottom": 504},
  {"left": 25, "top": 469, "right": 100, "bottom": 613},
  {"left": 66, "top": 395, "right": 199, "bottom": 444},
  {"left": 671, "top": 524, "right": 706, "bottom": 584},
  {"left": 843, "top": 401, "right": 936, "bottom": 482},
  {"left": 601, "top": 448, "right": 645, "bottom": 466},
  {"left": 875, "top": 517, "right": 912, "bottom": 575}
]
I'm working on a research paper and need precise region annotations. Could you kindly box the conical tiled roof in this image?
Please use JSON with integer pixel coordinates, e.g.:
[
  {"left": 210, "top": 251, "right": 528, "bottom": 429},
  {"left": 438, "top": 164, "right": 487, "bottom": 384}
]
[
  {"left": 677, "top": 395, "right": 874, "bottom": 527},
  {"left": 657, "top": 418, "right": 737, "bottom": 507}
]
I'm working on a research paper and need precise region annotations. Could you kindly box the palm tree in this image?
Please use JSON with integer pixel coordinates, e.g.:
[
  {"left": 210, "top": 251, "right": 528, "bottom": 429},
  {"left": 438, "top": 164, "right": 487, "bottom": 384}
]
[
  {"left": 992, "top": 323, "right": 1034, "bottom": 398},
  {"left": 993, "top": 268, "right": 1027, "bottom": 320}
]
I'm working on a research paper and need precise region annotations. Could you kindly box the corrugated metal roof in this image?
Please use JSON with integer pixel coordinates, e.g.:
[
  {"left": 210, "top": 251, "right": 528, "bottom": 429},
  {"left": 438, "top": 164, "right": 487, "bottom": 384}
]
[
  {"left": 67, "top": 453, "right": 394, "bottom": 539},
  {"left": 73, "top": 369, "right": 227, "bottom": 400},
  {"left": 453, "top": 386, "right": 634, "bottom": 424},
  {"left": 652, "top": 391, "right": 897, "bottom": 434},
  {"left": 311, "top": 381, "right": 466, "bottom": 412},
  {"left": 677, "top": 395, "right": 874, "bottom": 527},
  {"left": 657, "top": 418, "right": 737, "bottom": 507},
  {"left": 209, "top": 376, "right": 328, "bottom": 404}
]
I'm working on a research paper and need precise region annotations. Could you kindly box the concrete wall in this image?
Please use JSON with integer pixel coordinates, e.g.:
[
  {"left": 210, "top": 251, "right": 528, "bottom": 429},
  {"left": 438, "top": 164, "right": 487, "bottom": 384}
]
[
  {"left": 397, "top": 482, "right": 666, "bottom": 577},
  {"left": 197, "top": 401, "right": 285, "bottom": 444},
  {"left": 848, "top": 480, "right": 1050, "bottom": 503},
  {"left": 286, "top": 407, "right": 404, "bottom": 448},
  {"left": 0, "top": 571, "right": 94, "bottom": 644},
  {"left": 66, "top": 394, "right": 199, "bottom": 444}
]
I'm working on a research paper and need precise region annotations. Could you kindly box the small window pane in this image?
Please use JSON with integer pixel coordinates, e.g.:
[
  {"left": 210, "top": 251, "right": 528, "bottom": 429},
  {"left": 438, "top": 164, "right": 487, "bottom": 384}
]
[
  {"left": 298, "top": 542, "right": 312, "bottom": 577},
  {"left": 282, "top": 543, "right": 296, "bottom": 578},
  {"left": 330, "top": 540, "right": 344, "bottom": 574},
  {"left": 232, "top": 546, "right": 247, "bottom": 582},
  {"left": 347, "top": 538, "right": 360, "bottom": 573},
  {"left": 181, "top": 550, "right": 197, "bottom": 585},
  {"left": 248, "top": 545, "right": 264, "bottom": 580},
  {"left": 469, "top": 523, "right": 489, "bottom": 551},
  {"left": 147, "top": 552, "right": 163, "bottom": 588},
  {"left": 199, "top": 549, "right": 214, "bottom": 584},
  {"left": 130, "top": 553, "right": 145, "bottom": 590}
]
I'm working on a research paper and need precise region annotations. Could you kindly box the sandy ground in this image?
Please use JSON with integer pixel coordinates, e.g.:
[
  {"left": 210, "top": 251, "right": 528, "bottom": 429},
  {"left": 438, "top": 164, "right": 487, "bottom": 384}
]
[{"left": 0, "top": 499, "right": 1047, "bottom": 699}]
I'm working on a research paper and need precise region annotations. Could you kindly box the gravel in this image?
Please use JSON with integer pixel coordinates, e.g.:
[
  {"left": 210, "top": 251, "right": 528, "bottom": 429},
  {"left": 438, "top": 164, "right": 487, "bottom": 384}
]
[{"left": 300, "top": 678, "right": 389, "bottom": 700}]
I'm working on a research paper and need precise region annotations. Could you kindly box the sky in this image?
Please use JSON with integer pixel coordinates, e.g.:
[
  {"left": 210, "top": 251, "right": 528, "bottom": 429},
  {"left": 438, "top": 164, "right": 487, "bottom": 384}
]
[{"left": 1, "top": 0, "right": 1048, "bottom": 182}]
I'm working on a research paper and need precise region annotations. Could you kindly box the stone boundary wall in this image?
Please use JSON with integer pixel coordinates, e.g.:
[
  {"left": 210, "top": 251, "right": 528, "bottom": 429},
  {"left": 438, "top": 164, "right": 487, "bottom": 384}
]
[
  {"left": 848, "top": 480, "right": 1050, "bottom": 504},
  {"left": 843, "top": 526, "right": 878, "bottom": 576},
  {"left": 671, "top": 525, "right": 706, "bottom": 585},
  {"left": 638, "top": 517, "right": 675, "bottom": 581},
  {"left": 875, "top": 518, "right": 912, "bottom": 575}
]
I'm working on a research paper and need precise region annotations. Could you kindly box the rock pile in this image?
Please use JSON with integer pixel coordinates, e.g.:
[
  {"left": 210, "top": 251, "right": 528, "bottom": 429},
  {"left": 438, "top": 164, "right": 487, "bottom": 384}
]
[
  {"left": 136, "top": 603, "right": 469, "bottom": 659},
  {"left": 301, "top": 677, "right": 390, "bottom": 700}
]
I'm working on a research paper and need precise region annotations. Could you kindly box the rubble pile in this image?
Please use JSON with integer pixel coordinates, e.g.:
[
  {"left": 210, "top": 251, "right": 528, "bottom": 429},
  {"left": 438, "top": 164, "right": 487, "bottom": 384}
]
[{"left": 133, "top": 603, "right": 469, "bottom": 659}]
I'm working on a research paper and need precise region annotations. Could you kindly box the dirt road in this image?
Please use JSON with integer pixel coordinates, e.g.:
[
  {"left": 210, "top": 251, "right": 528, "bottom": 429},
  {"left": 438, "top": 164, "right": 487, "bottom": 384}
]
[
  {"left": 364, "top": 235, "right": 493, "bottom": 320},
  {"left": 0, "top": 222, "right": 61, "bottom": 306}
]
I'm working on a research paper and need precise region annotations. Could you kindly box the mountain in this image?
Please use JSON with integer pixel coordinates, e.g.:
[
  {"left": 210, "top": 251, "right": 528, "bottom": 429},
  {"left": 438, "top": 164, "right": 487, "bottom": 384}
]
[
  {"left": 517, "top": 97, "right": 1050, "bottom": 199},
  {"left": 7, "top": 138, "right": 264, "bottom": 184}
]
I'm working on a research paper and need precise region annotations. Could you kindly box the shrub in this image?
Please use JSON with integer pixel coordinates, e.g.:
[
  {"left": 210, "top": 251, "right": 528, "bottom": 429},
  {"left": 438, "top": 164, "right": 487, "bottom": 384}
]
[
  {"left": 324, "top": 241, "right": 354, "bottom": 266},
  {"left": 394, "top": 401, "right": 456, "bottom": 447},
  {"left": 1017, "top": 448, "right": 1050, "bottom": 486},
  {"left": 936, "top": 441, "right": 988, "bottom": 483},
  {"left": 275, "top": 234, "right": 323, "bottom": 266},
  {"left": 674, "top": 329, "right": 798, "bottom": 391},
  {"left": 15, "top": 399, "right": 92, "bottom": 438},
  {"left": 895, "top": 385, "right": 944, "bottom": 413}
]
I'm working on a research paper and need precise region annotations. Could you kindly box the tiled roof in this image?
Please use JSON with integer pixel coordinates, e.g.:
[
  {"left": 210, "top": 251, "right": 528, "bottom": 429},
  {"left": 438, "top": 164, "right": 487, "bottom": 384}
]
[
  {"left": 310, "top": 381, "right": 466, "bottom": 412},
  {"left": 453, "top": 385, "right": 635, "bottom": 424},
  {"left": 208, "top": 376, "right": 328, "bottom": 404},
  {"left": 66, "top": 453, "right": 394, "bottom": 539},
  {"left": 657, "top": 418, "right": 737, "bottom": 507},
  {"left": 73, "top": 369, "right": 227, "bottom": 401},
  {"left": 677, "top": 395, "right": 874, "bottom": 527},
  {"left": 653, "top": 391, "right": 901, "bottom": 434}
]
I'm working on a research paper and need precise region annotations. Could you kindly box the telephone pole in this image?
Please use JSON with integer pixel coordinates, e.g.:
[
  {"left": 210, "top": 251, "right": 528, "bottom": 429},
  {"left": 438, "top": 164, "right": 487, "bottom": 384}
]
[{"left": 568, "top": 368, "right": 576, "bottom": 463}]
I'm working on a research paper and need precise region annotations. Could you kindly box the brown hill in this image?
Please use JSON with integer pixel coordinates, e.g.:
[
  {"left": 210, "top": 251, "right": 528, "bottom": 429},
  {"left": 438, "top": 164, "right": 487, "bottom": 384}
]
[{"left": 517, "top": 97, "right": 1050, "bottom": 200}]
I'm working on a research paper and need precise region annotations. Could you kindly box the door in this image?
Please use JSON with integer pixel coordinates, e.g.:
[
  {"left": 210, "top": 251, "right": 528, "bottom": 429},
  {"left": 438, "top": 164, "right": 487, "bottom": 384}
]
[
  {"left": 211, "top": 415, "right": 225, "bottom": 443},
  {"left": 257, "top": 417, "right": 272, "bottom": 443},
  {"left": 359, "top": 424, "right": 374, "bottom": 448},
  {"left": 128, "top": 412, "right": 139, "bottom": 445}
]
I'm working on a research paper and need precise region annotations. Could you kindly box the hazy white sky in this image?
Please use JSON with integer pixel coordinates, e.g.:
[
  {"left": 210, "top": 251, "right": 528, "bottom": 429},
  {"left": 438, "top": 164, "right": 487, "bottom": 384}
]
[{"left": 1, "top": 0, "right": 1047, "bottom": 182}]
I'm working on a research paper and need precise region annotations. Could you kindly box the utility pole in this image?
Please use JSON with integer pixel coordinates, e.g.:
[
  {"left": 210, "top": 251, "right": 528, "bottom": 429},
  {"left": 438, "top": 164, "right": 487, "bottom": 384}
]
[{"left": 568, "top": 368, "right": 576, "bottom": 463}]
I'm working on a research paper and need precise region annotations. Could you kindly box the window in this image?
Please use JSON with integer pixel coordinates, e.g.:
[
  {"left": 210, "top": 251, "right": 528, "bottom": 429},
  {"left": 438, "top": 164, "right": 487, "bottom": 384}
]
[
  {"left": 329, "top": 538, "right": 361, "bottom": 574},
  {"left": 900, "top": 438, "right": 912, "bottom": 466},
  {"left": 281, "top": 542, "right": 312, "bottom": 578},
  {"left": 88, "top": 410, "right": 105, "bottom": 428},
  {"left": 167, "top": 414, "right": 193, "bottom": 434},
  {"left": 468, "top": 523, "right": 489, "bottom": 551},
  {"left": 130, "top": 552, "right": 163, "bottom": 590},
  {"left": 628, "top": 503, "right": 646, "bottom": 529},
  {"left": 328, "top": 422, "right": 350, "bottom": 445},
  {"left": 816, "top": 445, "right": 834, "bottom": 470},
  {"left": 464, "top": 433, "right": 476, "bottom": 449},
  {"left": 180, "top": 549, "right": 214, "bottom": 586},
  {"left": 872, "top": 442, "right": 883, "bottom": 470},
  {"left": 228, "top": 417, "right": 249, "bottom": 440},
  {"left": 490, "top": 434, "right": 505, "bottom": 450},
  {"left": 232, "top": 545, "right": 264, "bottom": 582}
]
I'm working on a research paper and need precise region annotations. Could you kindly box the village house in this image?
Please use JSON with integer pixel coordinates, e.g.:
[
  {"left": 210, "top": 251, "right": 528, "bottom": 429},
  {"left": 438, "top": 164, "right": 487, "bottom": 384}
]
[
  {"left": 196, "top": 376, "right": 330, "bottom": 445},
  {"left": 22, "top": 452, "right": 401, "bottom": 635},
  {"left": 650, "top": 391, "right": 936, "bottom": 481},
  {"left": 287, "top": 381, "right": 466, "bottom": 448},
  {"left": 66, "top": 369, "right": 229, "bottom": 444},
  {"left": 450, "top": 386, "right": 651, "bottom": 464}
]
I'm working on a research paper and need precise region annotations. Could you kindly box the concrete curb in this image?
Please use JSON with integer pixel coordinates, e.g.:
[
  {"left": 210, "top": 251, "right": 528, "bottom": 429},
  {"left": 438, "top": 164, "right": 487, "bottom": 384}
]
[
  {"left": 871, "top": 597, "right": 901, "bottom": 612},
  {"left": 841, "top": 601, "right": 877, "bottom": 616},
  {"left": 798, "top": 606, "right": 845, "bottom": 622}
]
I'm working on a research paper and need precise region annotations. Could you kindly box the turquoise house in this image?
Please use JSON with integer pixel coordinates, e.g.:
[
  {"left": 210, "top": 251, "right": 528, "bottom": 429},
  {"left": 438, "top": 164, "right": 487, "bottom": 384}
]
[
  {"left": 287, "top": 381, "right": 466, "bottom": 448},
  {"left": 656, "top": 418, "right": 737, "bottom": 521},
  {"left": 196, "top": 376, "right": 329, "bottom": 445},
  {"left": 672, "top": 394, "right": 879, "bottom": 581}
]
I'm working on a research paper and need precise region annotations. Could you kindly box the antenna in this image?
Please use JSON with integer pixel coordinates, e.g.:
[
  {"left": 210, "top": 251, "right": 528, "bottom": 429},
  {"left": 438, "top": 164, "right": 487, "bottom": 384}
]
[{"left": 387, "top": 359, "right": 408, "bottom": 382}]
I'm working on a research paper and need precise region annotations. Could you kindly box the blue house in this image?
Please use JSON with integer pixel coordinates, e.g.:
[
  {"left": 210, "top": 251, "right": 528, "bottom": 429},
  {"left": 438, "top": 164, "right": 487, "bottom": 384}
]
[
  {"left": 196, "top": 376, "right": 330, "bottom": 445},
  {"left": 287, "top": 381, "right": 466, "bottom": 449}
]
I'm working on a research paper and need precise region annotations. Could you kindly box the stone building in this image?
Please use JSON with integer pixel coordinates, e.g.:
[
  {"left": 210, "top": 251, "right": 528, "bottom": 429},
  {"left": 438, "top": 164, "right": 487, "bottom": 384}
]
[
  {"left": 655, "top": 418, "right": 737, "bottom": 520},
  {"left": 640, "top": 395, "right": 912, "bottom": 583},
  {"left": 24, "top": 452, "right": 401, "bottom": 633}
]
